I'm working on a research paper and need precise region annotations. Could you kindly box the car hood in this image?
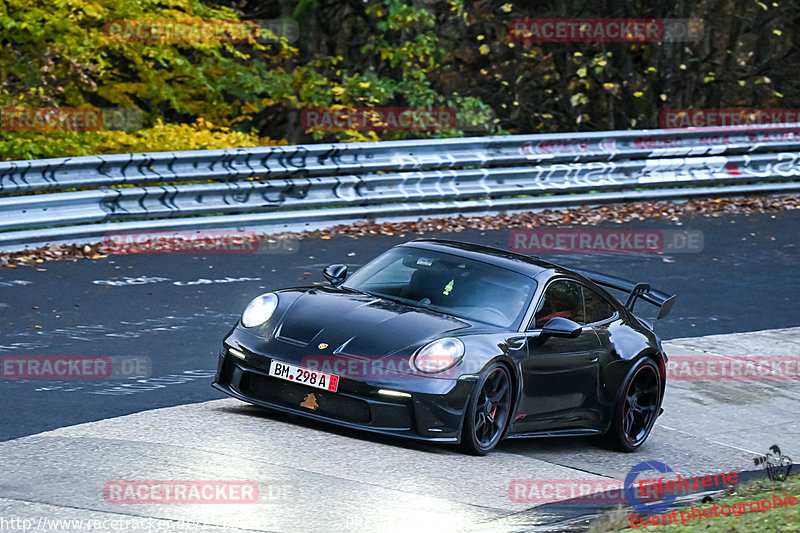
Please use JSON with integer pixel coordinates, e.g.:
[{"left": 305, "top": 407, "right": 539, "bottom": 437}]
[{"left": 269, "top": 288, "right": 471, "bottom": 357}]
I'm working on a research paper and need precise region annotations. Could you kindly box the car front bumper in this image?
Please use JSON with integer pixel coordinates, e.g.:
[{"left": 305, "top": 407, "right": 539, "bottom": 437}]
[{"left": 213, "top": 343, "right": 476, "bottom": 443}]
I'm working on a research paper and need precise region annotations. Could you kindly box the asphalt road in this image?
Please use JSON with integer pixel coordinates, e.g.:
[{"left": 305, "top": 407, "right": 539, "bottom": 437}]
[
  {"left": 1, "top": 207, "right": 799, "bottom": 532},
  {"left": 0, "top": 329, "right": 798, "bottom": 532},
  {"left": 1, "top": 208, "right": 799, "bottom": 441}
]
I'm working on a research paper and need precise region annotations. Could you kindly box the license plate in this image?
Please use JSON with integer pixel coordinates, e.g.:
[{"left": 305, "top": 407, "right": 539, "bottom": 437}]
[{"left": 268, "top": 360, "right": 339, "bottom": 392}]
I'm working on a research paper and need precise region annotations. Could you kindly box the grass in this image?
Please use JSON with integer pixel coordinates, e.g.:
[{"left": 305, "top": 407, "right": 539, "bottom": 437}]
[{"left": 589, "top": 474, "right": 800, "bottom": 532}]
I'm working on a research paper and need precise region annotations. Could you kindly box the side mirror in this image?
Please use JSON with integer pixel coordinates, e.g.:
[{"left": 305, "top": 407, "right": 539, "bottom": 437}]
[
  {"left": 322, "top": 264, "right": 348, "bottom": 286},
  {"left": 541, "top": 317, "right": 582, "bottom": 338}
]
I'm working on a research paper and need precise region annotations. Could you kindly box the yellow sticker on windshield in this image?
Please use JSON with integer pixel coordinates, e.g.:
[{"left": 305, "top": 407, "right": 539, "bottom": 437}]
[{"left": 443, "top": 279, "right": 454, "bottom": 295}]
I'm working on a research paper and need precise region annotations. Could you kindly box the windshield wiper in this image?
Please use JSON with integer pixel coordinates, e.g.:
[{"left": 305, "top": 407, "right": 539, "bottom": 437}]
[{"left": 351, "top": 288, "right": 466, "bottom": 321}]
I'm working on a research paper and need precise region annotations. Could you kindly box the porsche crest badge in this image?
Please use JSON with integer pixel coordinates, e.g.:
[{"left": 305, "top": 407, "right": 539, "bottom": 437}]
[
  {"left": 318, "top": 343, "right": 328, "bottom": 350},
  {"left": 300, "top": 393, "right": 319, "bottom": 410}
]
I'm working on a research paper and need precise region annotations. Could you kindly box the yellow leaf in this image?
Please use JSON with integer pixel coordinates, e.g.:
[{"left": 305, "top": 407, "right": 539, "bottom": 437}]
[
  {"left": 501, "top": 3, "right": 513, "bottom": 13},
  {"left": 331, "top": 86, "right": 346, "bottom": 96},
  {"left": 633, "top": 91, "right": 644, "bottom": 97},
  {"left": 479, "top": 44, "right": 490, "bottom": 55}
]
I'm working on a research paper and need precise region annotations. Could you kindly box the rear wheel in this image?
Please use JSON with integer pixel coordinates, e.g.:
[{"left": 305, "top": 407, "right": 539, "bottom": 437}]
[
  {"left": 460, "top": 363, "right": 512, "bottom": 455},
  {"left": 606, "top": 359, "right": 661, "bottom": 452}
]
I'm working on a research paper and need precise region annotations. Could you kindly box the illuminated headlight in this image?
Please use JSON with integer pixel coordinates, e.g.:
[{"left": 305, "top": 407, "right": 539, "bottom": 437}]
[
  {"left": 241, "top": 293, "right": 278, "bottom": 328},
  {"left": 411, "top": 338, "right": 465, "bottom": 373}
]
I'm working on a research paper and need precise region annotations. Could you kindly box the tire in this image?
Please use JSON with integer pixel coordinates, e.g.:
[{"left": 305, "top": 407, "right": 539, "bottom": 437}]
[
  {"left": 460, "top": 363, "right": 512, "bottom": 455},
  {"left": 606, "top": 358, "right": 662, "bottom": 452}
]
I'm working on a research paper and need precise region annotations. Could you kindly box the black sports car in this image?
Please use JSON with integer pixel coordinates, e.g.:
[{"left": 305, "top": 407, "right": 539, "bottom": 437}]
[{"left": 214, "top": 239, "right": 675, "bottom": 455}]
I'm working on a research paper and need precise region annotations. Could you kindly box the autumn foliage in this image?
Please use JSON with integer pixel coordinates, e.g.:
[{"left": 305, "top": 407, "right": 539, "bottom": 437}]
[{"left": 0, "top": 0, "right": 795, "bottom": 160}]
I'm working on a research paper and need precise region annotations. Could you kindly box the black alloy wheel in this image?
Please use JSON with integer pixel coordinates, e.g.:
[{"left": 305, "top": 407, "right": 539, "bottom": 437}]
[
  {"left": 461, "top": 363, "right": 512, "bottom": 455},
  {"left": 608, "top": 359, "right": 661, "bottom": 452}
]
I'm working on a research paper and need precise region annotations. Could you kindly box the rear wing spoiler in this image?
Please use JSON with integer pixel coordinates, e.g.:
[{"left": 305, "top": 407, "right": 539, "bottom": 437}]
[{"left": 573, "top": 268, "right": 677, "bottom": 320}]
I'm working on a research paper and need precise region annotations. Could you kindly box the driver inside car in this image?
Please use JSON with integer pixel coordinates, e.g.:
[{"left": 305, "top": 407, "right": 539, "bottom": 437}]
[{"left": 534, "top": 282, "right": 583, "bottom": 328}]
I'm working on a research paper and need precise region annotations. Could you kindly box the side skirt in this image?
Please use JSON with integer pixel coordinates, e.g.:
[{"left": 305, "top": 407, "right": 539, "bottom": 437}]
[{"left": 506, "top": 428, "right": 603, "bottom": 439}]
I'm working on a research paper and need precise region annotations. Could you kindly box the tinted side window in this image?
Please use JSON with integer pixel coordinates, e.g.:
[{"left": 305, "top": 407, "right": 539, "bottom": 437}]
[
  {"left": 584, "top": 286, "right": 616, "bottom": 323},
  {"left": 532, "top": 280, "right": 585, "bottom": 329}
]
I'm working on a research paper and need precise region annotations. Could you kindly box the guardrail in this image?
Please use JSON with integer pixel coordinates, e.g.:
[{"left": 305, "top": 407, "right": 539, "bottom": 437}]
[{"left": 2, "top": 123, "right": 800, "bottom": 250}]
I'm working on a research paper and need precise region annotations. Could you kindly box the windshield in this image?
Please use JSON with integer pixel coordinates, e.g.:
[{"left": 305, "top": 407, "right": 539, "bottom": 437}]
[{"left": 344, "top": 247, "right": 537, "bottom": 328}]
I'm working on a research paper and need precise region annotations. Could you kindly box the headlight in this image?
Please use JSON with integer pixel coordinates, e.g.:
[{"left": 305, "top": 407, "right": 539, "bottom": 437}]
[
  {"left": 241, "top": 293, "right": 278, "bottom": 328},
  {"left": 411, "top": 338, "right": 465, "bottom": 373}
]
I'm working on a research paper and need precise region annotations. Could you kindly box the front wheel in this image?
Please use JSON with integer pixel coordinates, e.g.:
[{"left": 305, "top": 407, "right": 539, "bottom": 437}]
[
  {"left": 606, "top": 358, "right": 662, "bottom": 452},
  {"left": 460, "top": 363, "right": 512, "bottom": 455}
]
